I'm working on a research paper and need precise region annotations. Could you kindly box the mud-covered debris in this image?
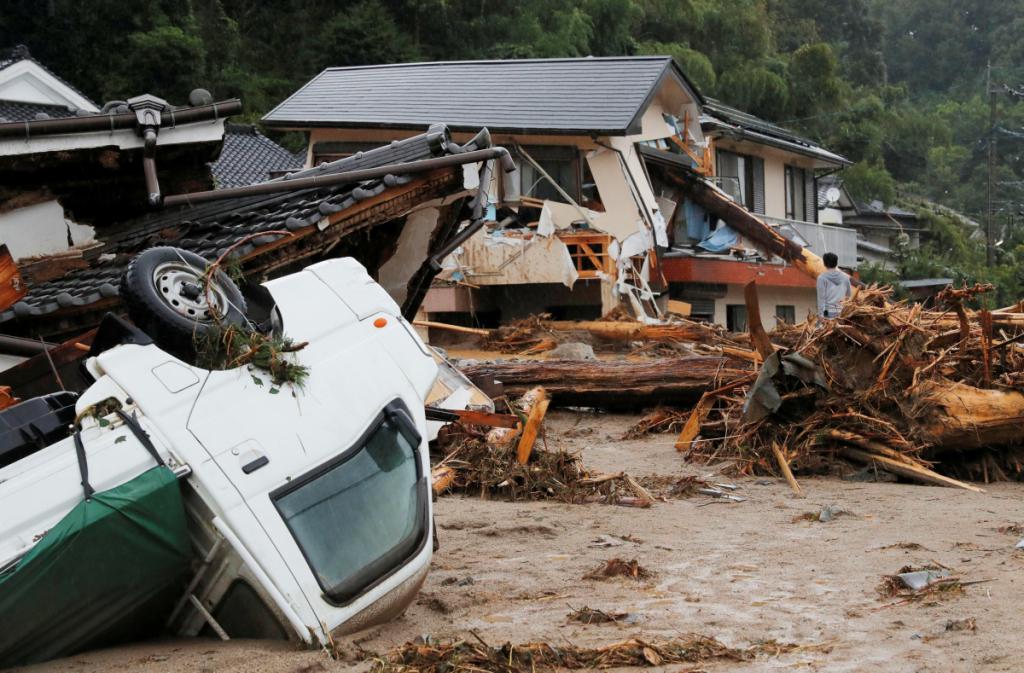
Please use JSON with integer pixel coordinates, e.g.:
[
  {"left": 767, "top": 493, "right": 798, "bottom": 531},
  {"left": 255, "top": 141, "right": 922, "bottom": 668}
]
[
  {"left": 368, "top": 635, "right": 821, "bottom": 673},
  {"left": 945, "top": 617, "right": 977, "bottom": 632},
  {"left": 878, "top": 565, "right": 963, "bottom": 601},
  {"left": 793, "top": 504, "right": 849, "bottom": 523},
  {"left": 623, "top": 407, "right": 687, "bottom": 438},
  {"left": 583, "top": 558, "right": 652, "bottom": 581},
  {"left": 566, "top": 606, "right": 630, "bottom": 624}
]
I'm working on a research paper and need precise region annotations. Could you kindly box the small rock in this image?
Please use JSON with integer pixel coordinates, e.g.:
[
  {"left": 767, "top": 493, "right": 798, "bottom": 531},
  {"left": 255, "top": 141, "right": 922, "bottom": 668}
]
[
  {"left": 547, "top": 342, "right": 596, "bottom": 360},
  {"left": 456, "top": 576, "right": 475, "bottom": 586}
]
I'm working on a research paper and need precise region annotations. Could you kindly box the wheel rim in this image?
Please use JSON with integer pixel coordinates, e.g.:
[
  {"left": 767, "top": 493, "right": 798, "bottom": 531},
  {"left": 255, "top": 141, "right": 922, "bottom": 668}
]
[{"left": 152, "top": 261, "right": 230, "bottom": 324}]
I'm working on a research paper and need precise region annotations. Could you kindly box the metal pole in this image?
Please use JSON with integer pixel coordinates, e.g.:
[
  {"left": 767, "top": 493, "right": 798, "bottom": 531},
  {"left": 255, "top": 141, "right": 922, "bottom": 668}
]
[{"left": 161, "top": 147, "right": 515, "bottom": 208}]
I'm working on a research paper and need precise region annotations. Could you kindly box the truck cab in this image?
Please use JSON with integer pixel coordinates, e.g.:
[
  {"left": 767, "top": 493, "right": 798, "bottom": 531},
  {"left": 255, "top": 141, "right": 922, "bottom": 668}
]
[{"left": 0, "top": 256, "right": 438, "bottom": 664}]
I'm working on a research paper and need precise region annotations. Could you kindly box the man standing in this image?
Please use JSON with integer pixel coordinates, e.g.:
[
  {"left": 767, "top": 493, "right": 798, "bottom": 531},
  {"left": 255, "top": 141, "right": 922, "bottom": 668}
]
[{"left": 816, "top": 252, "right": 852, "bottom": 319}]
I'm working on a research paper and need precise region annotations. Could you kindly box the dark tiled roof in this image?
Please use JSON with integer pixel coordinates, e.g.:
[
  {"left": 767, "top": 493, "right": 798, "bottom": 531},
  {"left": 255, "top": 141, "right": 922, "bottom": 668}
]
[
  {"left": 1, "top": 125, "right": 480, "bottom": 325},
  {"left": 264, "top": 57, "right": 702, "bottom": 135},
  {"left": 0, "top": 101, "right": 77, "bottom": 122},
  {"left": 702, "top": 98, "right": 849, "bottom": 166},
  {"left": 210, "top": 124, "right": 305, "bottom": 188}
]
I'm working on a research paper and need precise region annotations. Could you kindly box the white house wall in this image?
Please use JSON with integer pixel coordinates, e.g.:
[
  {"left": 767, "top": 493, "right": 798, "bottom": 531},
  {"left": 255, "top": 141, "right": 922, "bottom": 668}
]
[{"left": 0, "top": 200, "right": 96, "bottom": 260}]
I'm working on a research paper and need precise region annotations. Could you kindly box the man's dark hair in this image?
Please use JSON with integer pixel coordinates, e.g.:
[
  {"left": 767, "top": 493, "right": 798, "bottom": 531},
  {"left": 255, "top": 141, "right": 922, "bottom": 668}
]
[{"left": 823, "top": 252, "right": 838, "bottom": 269}]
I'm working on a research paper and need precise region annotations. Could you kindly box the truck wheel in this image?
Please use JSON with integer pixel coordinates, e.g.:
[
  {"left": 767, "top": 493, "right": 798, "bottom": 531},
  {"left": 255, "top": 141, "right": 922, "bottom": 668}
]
[{"left": 120, "top": 247, "right": 248, "bottom": 359}]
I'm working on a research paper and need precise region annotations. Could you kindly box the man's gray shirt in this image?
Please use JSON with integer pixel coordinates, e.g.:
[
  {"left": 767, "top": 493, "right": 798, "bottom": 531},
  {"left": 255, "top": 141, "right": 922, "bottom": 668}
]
[{"left": 817, "top": 268, "right": 852, "bottom": 317}]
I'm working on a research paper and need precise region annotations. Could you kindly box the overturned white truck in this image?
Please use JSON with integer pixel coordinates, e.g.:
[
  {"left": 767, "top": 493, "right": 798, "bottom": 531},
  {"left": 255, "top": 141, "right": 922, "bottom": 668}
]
[{"left": 0, "top": 248, "right": 440, "bottom": 667}]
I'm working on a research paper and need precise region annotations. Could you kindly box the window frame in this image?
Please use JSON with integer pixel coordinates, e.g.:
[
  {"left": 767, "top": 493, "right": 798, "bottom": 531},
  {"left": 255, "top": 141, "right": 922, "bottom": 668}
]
[
  {"left": 517, "top": 145, "right": 582, "bottom": 203},
  {"left": 775, "top": 304, "right": 796, "bottom": 325},
  {"left": 716, "top": 149, "right": 756, "bottom": 211},
  {"left": 270, "top": 399, "right": 428, "bottom": 607},
  {"left": 785, "top": 165, "right": 807, "bottom": 221}
]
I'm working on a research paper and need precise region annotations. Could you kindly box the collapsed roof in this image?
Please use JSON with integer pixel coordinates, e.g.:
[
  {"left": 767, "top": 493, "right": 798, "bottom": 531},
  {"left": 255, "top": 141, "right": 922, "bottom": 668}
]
[
  {"left": 701, "top": 98, "right": 850, "bottom": 168},
  {"left": 0, "top": 125, "right": 494, "bottom": 338}
]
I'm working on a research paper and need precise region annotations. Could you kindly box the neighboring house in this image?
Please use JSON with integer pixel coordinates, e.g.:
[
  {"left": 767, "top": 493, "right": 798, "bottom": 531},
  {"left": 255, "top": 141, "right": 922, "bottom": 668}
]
[
  {"left": 655, "top": 99, "right": 853, "bottom": 327},
  {"left": 0, "top": 93, "right": 234, "bottom": 270},
  {"left": 841, "top": 200, "right": 922, "bottom": 271},
  {"left": 264, "top": 57, "right": 709, "bottom": 322},
  {"left": 210, "top": 123, "right": 304, "bottom": 188},
  {"left": 0, "top": 45, "right": 99, "bottom": 121}
]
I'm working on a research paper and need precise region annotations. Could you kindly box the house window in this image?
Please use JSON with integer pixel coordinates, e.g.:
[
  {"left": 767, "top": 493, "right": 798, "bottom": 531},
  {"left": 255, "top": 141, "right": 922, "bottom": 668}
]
[
  {"left": 518, "top": 146, "right": 581, "bottom": 203},
  {"left": 726, "top": 304, "right": 748, "bottom": 332},
  {"left": 785, "top": 165, "right": 808, "bottom": 221},
  {"left": 775, "top": 305, "right": 796, "bottom": 325},
  {"left": 716, "top": 150, "right": 764, "bottom": 213}
]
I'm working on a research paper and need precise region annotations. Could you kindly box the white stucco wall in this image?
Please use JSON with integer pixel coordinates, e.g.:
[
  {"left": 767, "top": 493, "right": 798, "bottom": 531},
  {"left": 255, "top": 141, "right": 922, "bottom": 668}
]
[
  {"left": 713, "top": 284, "right": 818, "bottom": 329},
  {"left": 0, "top": 200, "right": 95, "bottom": 260}
]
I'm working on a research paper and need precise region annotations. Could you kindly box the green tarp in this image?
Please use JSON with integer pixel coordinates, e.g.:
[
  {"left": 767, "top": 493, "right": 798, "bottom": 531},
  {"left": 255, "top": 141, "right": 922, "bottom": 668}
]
[{"left": 0, "top": 466, "right": 192, "bottom": 669}]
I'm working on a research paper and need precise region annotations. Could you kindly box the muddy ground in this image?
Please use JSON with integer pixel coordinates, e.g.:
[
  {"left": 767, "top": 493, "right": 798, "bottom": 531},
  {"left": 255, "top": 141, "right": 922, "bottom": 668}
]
[{"left": 20, "top": 411, "right": 1024, "bottom": 673}]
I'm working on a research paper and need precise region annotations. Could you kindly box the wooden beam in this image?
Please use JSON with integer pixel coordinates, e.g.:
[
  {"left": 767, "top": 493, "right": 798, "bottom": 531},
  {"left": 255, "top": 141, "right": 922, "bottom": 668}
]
[
  {"left": 743, "top": 281, "right": 775, "bottom": 360},
  {"left": 516, "top": 392, "right": 550, "bottom": 464}
]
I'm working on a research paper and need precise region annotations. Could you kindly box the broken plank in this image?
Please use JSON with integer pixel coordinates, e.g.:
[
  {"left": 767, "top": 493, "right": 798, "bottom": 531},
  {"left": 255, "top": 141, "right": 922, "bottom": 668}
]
[
  {"left": 516, "top": 393, "right": 550, "bottom": 464},
  {"left": 838, "top": 447, "right": 984, "bottom": 493},
  {"left": 413, "top": 320, "right": 492, "bottom": 336},
  {"left": 743, "top": 280, "right": 775, "bottom": 360},
  {"left": 771, "top": 442, "right": 804, "bottom": 497}
]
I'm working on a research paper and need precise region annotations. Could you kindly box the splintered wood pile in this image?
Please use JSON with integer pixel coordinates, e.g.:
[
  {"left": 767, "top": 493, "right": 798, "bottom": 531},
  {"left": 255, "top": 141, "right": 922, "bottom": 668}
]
[{"left": 682, "top": 284, "right": 1024, "bottom": 484}]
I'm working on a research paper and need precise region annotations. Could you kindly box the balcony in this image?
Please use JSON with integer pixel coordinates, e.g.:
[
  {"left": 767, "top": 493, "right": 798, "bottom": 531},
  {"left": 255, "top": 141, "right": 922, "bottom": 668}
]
[{"left": 763, "top": 215, "right": 858, "bottom": 269}]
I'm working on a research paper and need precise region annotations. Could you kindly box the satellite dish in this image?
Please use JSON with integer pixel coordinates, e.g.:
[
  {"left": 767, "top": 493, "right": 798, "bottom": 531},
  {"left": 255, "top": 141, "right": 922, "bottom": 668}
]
[{"left": 825, "top": 186, "right": 842, "bottom": 205}]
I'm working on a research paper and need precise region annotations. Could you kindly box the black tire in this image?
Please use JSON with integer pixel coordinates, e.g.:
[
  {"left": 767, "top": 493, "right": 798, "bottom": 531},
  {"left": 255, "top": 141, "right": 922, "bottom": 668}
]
[{"left": 120, "top": 247, "right": 248, "bottom": 360}]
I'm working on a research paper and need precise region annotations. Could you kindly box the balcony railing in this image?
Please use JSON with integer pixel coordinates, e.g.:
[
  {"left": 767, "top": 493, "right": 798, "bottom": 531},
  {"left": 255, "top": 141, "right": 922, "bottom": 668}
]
[{"left": 763, "top": 215, "right": 858, "bottom": 269}]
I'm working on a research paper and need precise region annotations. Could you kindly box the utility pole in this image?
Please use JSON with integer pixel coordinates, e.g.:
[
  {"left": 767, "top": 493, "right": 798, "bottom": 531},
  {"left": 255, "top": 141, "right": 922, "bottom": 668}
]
[{"left": 987, "top": 61, "right": 997, "bottom": 267}]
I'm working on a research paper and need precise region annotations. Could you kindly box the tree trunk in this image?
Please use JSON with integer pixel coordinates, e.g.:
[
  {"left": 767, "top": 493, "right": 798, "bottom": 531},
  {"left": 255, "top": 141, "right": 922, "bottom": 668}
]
[
  {"left": 459, "top": 357, "right": 751, "bottom": 409},
  {"left": 917, "top": 381, "right": 1024, "bottom": 451}
]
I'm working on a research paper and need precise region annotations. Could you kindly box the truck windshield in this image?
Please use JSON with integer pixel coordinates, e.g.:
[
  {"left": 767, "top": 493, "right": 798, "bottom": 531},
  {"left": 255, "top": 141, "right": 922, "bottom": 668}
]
[{"left": 273, "top": 412, "right": 426, "bottom": 604}]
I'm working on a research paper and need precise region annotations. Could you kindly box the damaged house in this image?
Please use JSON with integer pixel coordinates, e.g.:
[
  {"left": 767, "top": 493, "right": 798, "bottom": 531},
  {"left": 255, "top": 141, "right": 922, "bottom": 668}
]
[
  {"left": 660, "top": 99, "right": 854, "bottom": 328},
  {"left": 265, "top": 57, "right": 854, "bottom": 330},
  {"left": 263, "top": 57, "right": 708, "bottom": 323},
  {"left": 0, "top": 70, "right": 507, "bottom": 393}
]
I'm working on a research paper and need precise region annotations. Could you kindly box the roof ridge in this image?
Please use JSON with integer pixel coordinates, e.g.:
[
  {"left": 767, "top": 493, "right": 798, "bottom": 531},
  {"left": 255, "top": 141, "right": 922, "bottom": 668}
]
[{"left": 321, "top": 55, "right": 672, "bottom": 72}]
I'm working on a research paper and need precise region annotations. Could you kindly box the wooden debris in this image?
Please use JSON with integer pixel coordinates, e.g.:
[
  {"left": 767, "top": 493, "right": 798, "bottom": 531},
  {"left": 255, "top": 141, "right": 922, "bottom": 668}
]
[
  {"left": 516, "top": 390, "right": 549, "bottom": 464},
  {"left": 685, "top": 284, "right": 1024, "bottom": 484},
  {"left": 369, "top": 634, "right": 815, "bottom": 673},
  {"left": 583, "top": 558, "right": 652, "bottom": 581},
  {"left": 413, "top": 320, "right": 492, "bottom": 336},
  {"left": 771, "top": 442, "right": 804, "bottom": 497},
  {"left": 566, "top": 607, "right": 630, "bottom": 624}
]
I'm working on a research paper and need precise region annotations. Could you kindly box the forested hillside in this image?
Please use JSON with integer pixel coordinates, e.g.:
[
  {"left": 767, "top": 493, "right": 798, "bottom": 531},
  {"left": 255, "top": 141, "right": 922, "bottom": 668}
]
[{"left": 3, "top": 0, "right": 1024, "bottom": 297}]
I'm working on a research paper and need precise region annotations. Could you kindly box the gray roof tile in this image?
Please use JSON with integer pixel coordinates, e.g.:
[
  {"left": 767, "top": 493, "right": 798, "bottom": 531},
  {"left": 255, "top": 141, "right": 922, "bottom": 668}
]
[
  {"left": 210, "top": 124, "right": 305, "bottom": 188},
  {"left": 264, "top": 57, "right": 700, "bottom": 135}
]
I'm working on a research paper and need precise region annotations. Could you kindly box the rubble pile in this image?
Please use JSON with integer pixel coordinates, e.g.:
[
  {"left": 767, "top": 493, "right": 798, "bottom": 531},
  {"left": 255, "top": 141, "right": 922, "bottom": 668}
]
[
  {"left": 682, "top": 284, "right": 1024, "bottom": 485},
  {"left": 431, "top": 423, "right": 653, "bottom": 506}
]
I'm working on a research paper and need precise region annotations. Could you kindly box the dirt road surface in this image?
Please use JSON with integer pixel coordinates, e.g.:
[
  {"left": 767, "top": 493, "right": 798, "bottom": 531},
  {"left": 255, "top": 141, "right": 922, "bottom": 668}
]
[{"left": 19, "top": 411, "right": 1024, "bottom": 673}]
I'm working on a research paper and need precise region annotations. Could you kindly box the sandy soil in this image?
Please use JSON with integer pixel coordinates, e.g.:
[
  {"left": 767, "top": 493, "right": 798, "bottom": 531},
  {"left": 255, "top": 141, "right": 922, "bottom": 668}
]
[{"left": 19, "top": 410, "right": 1024, "bottom": 673}]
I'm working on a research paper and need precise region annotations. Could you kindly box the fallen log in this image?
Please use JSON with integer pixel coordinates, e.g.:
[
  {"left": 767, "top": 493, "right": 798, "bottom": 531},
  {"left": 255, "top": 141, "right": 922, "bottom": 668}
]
[
  {"left": 542, "top": 320, "right": 716, "bottom": 343},
  {"left": 459, "top": 357, "right": 751, "bottom": 409},
  {"left": 916, "top": 381, "right": 1024, "bottom": 451}
]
